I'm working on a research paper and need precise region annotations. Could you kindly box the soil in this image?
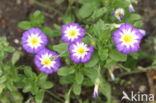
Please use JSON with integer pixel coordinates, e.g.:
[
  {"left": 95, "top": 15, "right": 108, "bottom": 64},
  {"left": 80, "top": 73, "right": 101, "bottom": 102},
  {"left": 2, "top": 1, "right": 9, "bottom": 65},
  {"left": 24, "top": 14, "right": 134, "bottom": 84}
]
[{"left": 0, "top": 0, "right": 156, "bottom": 103}]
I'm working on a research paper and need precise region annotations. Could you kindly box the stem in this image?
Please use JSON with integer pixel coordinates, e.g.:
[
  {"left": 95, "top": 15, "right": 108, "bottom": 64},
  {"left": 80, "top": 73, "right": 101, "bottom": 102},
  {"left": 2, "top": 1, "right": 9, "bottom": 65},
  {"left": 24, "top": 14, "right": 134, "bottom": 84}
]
[
  {"left": 87, "top": 33, "right": 94, "bottom": 38},
  {"left": 25, "top": 97, "right": 33, "bottom": 103},
  {"left": 65, "top": 87, "right": 72, "bottom": 103},
  {"left": 50, "top": 50, "right": 68, "bottom": 61},
  {"left": 118, "top": 64, "right": 131, "bottom": 72},
  {"left": 59, "top": 50, "right": 68, "bottom": 57},
  {"left": 68, "top": 0, "right": 73, "bottom": 8},
  {"left": 119, "top": 65, "right": 156, "bottom": 78},
  {"left": 46, "top": 90, "right": 64, "bottom": 102},
  {"left": 32, "top": 0, "right": 64, "bottom": 16}
]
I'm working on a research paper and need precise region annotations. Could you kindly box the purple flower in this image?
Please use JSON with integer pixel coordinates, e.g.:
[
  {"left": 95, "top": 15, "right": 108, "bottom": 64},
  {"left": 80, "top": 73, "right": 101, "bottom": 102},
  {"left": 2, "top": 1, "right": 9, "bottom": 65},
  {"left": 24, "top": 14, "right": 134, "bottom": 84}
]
[
  {"left": 34, "top": 49, "right": 61, "bottom": 74},
  {"left": 129, "top": 4, "right": 135, "bottom": 13},
  {"left": 61, "top": 23, "right": 86, "bottom": 43},
  {"left": 68, "top": 41, "right": 94, "bottom": 63},
  {"left": 22, "top": 28, "right": 48, "bottom": 54},
  {"left": 112, "top": 23, "right": 144, "bottom": 54},
  {"left": 113, "top": 8, "right": 125, "bottom": 21}
]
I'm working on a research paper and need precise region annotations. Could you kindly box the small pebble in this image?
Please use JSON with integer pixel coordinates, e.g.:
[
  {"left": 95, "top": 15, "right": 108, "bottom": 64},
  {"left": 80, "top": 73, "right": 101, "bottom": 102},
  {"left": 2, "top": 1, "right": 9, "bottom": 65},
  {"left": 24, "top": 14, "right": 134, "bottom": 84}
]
[
  {"left": 14, "top": 39, "right": 20, "bottom": 44},
  {"left": 16, "top": 0, "right": 21, "bottom": 5},
  {"left": 139, "top": 85, "right": 146, "bottom": 92}
]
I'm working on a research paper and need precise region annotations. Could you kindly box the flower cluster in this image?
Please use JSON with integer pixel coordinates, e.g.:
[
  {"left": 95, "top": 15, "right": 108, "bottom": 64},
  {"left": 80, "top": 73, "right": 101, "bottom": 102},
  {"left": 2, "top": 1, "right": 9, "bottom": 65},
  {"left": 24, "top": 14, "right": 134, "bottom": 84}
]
[
  {"left": 21, "top": 28, "right": 61, "bottom": 74},
  {"left": 61, "top": 23, "right": 94, "bottom": 63},
  {"left": 21, "top": 15, "right": 144, "bottom": 98},
  {"left": 113, "top": 5, "right": 145, "bottom": 54}
]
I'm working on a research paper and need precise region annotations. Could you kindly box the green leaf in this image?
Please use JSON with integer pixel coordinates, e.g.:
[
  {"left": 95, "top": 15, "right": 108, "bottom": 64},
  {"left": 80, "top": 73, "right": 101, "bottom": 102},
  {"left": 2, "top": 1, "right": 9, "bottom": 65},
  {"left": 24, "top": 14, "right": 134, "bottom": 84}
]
[
  {"left": 73, "top": 84, "right": 81, "bottom": 95},
  {"left": 112, "top": 0, "right": 130, "bottom": 8},
  {"left": 18, "top": 21, "right": 31, "bottom": 30},
  {"left": 104, "top": 58, "right": 116, "bottom": 68},
  {"left": 82, "top": 36, "right": 90, "bottom": 44},
  {"left": 133, "top": 21, "right": 143, "bottom": 27},
  {"left": 78, "top": 3, "right": 99, "bottom": 19},
  {"left": 24, "top": 66, "right": 36, "bottom": 78},
  {"left": 30, "top": 10, "right": 45, "bottom": 26},
  {"left": 93, "top": 19, "right": 105, "bottom": 36},
  {"left": 82, "top": 78, "right": 94, "bottom": 86},
  {"left": 42, "top": 27, "right": 61, "bottom": 37},
  {"left": 60, "top": 74, "right": 74, "bottom": 84},
  {"left": 7, "top": 82, "right": 17, "bottom": 92},
  {"left": 33, "top": 10, "right": 42, "bottom": 16},
  {"left": 57, "top": 66, "right": 75, "bottom": 76},
  {"left": 130, "top": 53, "right": 139, "bottom": 59},
  {"left": 40, "top": 81, "right": 53, "bottom": 89},
  {"left": 53, "top": 43, "right": 68, "bottom": 53},
  {"left": 0, "top": 84, "right": 5, "bottom": 94},
  {"left": 109, "top": 49, "right": 127, "bottom": 62},
  {"left": 23, "top": 84, "right": 32, "bottom": 93},
  {"left": 38, "top": 73, "right": 47, "bottom": 81},
  {"left": 100, "top": 81, "right": 112, "bottom": 103},
  {"left": 0, "top": 75, "right": 7, "bottom": 84},
  {"left": 75, "top": 72, "right": 84, "bottom": 84},
  {"left": 129, "top": 14, "right": 141, "bottom": 21},
  {"left": 11, "top": 51, "right": 21, "bottom": 65},
  {"left": 63, "top": 14, "right": 75, "bottom": 24},
  {"left": 85, "top": 54, "right": 99, "bottom": 67},
  {"left": 5, "top": 46, "right": 15, "bottom": 53},
  {"left": 35, "top": 90, "right": 44, "bottom": 103},
  {"left": 11, "top": 91, "right": 23, "bottom": 103},
  {"left": 90, "top": 7, "right": 107, "bottom": 20},
  {"left": 98, "top": 48, "right": 108, "bottom": 61},
  {"left": 31, "top": 85, "right": 39, "bottom": 95},
  {"left": 83, "top": 68, "right": 98, "bottom": 82}
]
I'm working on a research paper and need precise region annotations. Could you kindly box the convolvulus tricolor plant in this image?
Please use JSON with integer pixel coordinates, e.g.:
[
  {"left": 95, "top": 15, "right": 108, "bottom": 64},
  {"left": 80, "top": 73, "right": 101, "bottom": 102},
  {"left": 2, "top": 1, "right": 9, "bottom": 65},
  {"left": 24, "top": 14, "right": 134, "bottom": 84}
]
[{"left": 0, "top": 0, "right": 153, "bottom": 103}]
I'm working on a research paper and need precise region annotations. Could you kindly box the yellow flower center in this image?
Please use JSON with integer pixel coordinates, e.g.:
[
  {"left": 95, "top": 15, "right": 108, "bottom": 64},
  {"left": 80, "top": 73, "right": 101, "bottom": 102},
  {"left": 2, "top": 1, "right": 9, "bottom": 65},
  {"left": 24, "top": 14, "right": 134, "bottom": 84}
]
[
  {"left": 43, "top": 58, "right": 51, "bottom": 66},
  {"left": 77, "top": 47, "right": 85, "bottom": 55},
  {"left": 30, "top": 38, "right": 39, "bottom": 45},
  {"left": 69, "top": 30, "right": 77, "bottom": 37},
  {"left": 123, "top": 35, "right": 132, "bottom": 43},
  {"left": 116, "top": 12, "right": 121, "bottom": 17}
]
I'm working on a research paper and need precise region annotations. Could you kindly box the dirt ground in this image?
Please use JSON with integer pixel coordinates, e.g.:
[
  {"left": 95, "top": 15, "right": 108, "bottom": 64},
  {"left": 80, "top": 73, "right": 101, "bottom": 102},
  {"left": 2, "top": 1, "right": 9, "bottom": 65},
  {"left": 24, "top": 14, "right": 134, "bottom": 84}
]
[{"left": 0, "top": 0, "right": 156, "bottom": 102}]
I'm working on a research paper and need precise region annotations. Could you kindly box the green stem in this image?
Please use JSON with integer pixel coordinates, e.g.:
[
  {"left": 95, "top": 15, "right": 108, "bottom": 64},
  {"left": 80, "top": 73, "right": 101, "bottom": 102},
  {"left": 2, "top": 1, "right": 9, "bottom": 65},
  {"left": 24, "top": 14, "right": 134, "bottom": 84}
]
[
  {"left": 46, "top": 90, "right": 64, "bottom": 102},
  {"left": 59, "top": 50, "right": 68, "bottom": 57},
  {"left": 119, "top": 65, "right": 156, "bottom": 77},
  {"left": 118, "top": 64, "right": 131, "bottom": 72},
  {"left": 68, "top": 0, "right": 73, "bottom": 8},
  {"left": 65, "top": 87, "right": 72, "bottom": 103},
  {"left": 32, "top": 0, "right": 64, "bottom": 16},
  {"left": 87, "top": 33, "right": 94, "bottom": 38}
]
